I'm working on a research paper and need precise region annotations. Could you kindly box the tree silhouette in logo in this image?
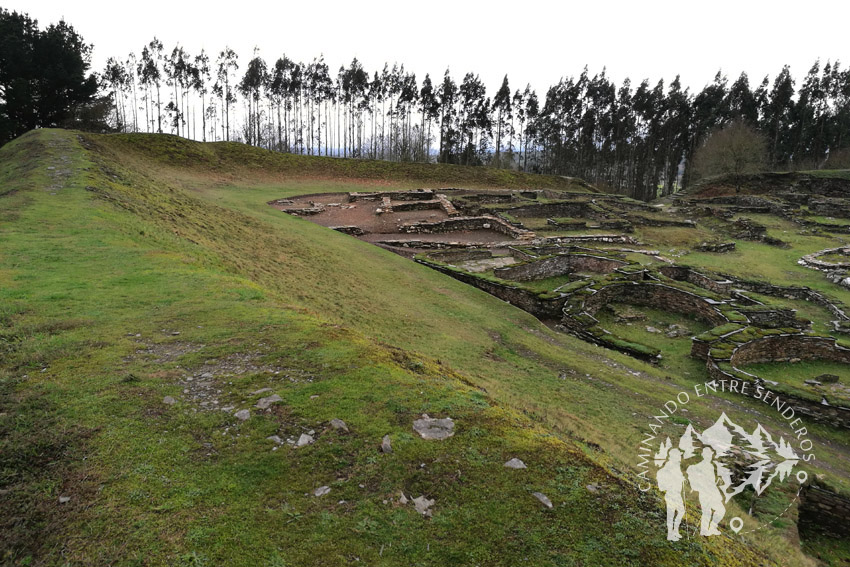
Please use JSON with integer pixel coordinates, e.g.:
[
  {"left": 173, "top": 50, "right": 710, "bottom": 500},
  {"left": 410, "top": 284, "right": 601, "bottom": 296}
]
[{"left": 654, "top": 413, "right": 799, "bottom": 540}]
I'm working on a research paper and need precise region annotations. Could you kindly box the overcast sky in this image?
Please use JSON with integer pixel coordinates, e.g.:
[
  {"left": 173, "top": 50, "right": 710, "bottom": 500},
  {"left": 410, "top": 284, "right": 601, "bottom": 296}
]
[{"left": 7, "top": 0, "right": 849, "bottom": 95}]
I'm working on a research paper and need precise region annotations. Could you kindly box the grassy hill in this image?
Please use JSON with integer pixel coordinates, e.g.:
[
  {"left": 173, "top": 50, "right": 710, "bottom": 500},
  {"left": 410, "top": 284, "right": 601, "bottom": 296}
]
[{"left": 0, "top": 129, "right": 808, "bottom": 565}]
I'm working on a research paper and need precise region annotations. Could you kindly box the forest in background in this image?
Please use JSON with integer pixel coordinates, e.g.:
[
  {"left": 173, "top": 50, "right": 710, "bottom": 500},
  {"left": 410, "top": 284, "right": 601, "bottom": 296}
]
[
  {"left": 104, "top": 41, "right": 850, "bottom": 200},
  {"left": 2, "top": 6, "right": 849, "bottom": 201}
]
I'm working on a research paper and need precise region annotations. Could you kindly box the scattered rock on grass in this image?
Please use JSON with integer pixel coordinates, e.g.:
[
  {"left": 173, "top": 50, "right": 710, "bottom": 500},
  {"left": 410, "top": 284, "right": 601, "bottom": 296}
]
[
  {"left": 532, "top": 492, "right": 553, "bottom": 508},
  {"left": 234, "top": 409, "right": 250, "bottom": 421},
  {"left": 413, "top": 414, "right": 454, "bottom": 440},
  {"left": 413, "top": 495, "right": 435, "bottom": 516},
  {"left": 255, "top": 394, "right": 282, "bottom": 409},
  {"left": 296, "top": 433, "right": 314, "bottom": 447},
  {"left": 330, "top": 418, "right": 349, "bottom": 433},
  {"left": 314, "top": 486, "right": 331, "bottom": 497},
  {"left": 163, "top": 396, "right": 176, "bottom": 406},
  {"left": 58, "top": 496, "right": 71, "bottom": 504},
  {"left": 381, "top": 435, "right": 393, "bottom": 453},
  {"left": 504, "top": 458, "right": 527, "bottom": 469}
]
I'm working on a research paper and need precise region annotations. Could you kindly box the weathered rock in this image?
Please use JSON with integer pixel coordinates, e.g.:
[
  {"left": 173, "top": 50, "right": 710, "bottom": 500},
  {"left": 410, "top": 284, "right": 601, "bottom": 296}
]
[
  {"left": 805, "top": 380, "right": 823, "bottom": 387},
  {"left": 413, "top": 495, "right": 435, "bottom": 516},
  {"left": 314, "top": 486, "right": 331, "bottom": 497},
  {"left": 200, "top": 372, "right": 214, "bottom": 379},
  {"left": 234, "top": 409, "right": 250, "bottom": 421},
  {"left": 399, "top": 492, "right": 409, "bottom": 505},
  {"left": 255, "top": 394, "right": 282, "bottom": 409},
  {"left": 413, "top": 414, "right": 455, "bottom": 440},
  {"left": 267, "top": 435, "right": 284, "bottom": 445},
  {"left": 646, "top": 326, "right": 661, "bottom": 334},
  {"left": 503, "top": 458, "right": 527, "bottom": 469},
  {"left": 330, "top": 418, "right": 349, "bottom": 433},
  {"left": 532, "top": 492, "right": 553, "bottom": 508},
  {"left": 586, "top": 483, "right": 600, "bottom": 493},
  {"left": 163, "top": 396, "right": 176, "bottom": 405},
  {"left": 58, "top": 496, "right": 71, "bottom": 504},
  {"left": 296, "top": 433, "right": 314, "bottom": 447},
  {"left": 818, "top": 374, "right": 840, "bottom": 384},
  {"left": 251, "top": 387, "right": 273, "bottom": 395},
  {"left": 381, "top": 434, "right": 393, "bottom": 453}
]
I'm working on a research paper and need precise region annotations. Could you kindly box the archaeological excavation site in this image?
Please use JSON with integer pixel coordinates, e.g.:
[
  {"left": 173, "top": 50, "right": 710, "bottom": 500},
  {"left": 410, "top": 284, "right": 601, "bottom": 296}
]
[{"left": 272, "top": 174, "right": 850, "bottom": 544}]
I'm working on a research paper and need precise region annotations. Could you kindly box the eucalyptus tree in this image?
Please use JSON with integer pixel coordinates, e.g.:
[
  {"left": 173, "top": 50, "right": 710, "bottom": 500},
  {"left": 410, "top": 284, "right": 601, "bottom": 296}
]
[
  {"left": 138, "top": 39, "right": 164, "bottom": 132},
  {"left": 492, "top": 75, "right": 512, "bottom": 166},
  {"left": 103, "top": 57, "right": 129, "bottom": 130},
  {"left": 437, "top": 69, "right": 457, "bottom": 163},
  {"left": 419, "top": 74, "right": 439, "bottom": 161},
  {"left": 216, "top": 47, "right": 238, "bottom": 141},
  {"left": 125, "top": 53, "right": 139, "bottom": 132},
  {"left": 193, "top": 50, "right": 210, "bottom": 141},
  {"left": 239, "top": 50, "right": 267, "bottom": 147}
]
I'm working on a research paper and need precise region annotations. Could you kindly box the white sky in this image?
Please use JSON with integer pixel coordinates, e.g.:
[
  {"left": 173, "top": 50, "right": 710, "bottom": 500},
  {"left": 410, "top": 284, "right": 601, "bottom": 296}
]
[{"left": 7, "top": 0, "right": 850, "bottom": 96}]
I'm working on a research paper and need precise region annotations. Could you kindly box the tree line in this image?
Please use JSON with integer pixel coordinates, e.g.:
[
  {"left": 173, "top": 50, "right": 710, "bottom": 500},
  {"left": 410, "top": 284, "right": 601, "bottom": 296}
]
[
  {"left": 2, "top": 7, "right": 848, "bottom": 200},
  {"left": 103, "top": 41, "right": 850, "bottom": 200}
]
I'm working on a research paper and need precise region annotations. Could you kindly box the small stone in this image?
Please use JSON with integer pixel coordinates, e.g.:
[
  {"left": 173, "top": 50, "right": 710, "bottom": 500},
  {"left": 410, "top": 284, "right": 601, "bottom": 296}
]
[
  {"left": 412, "top": 495, "right": 435, "bottom": 516},
  {"left": 532, "top": 492, "right": 553, "bottom": 508},
  {"left": 646, "top": 326, "right": 660, "bottom": 334},
  {"left": 200, "top": 372, "right": 213, "bottom": 379},
  {"left": 58, "top": 496, "right": 71, "bottom": 504},
  {"left": 586, "top": 484, "right": 600, "bottom": 493},
  {"left": 818, "top": 374, "right": 840, "bottom": 384},
  {"left": 163, "top": 396, "right": 177, "bottom": 406},
  {"left": 381, "top": 435, "right": 393, "bottom": 453},
  {"left": 267, "top": 435, "right": 283, "bottom": 444},
  {"left": 255, "top": 394, "right": 282, "bottom": 409},
  {"left": 296, "top": 433, "right": 314, "bottom": 447},
  {"left": 234, "top": 409, "right": 250, "bottom": 421},
  {"left": 804, "top": 380, "right": 822, "bottom": 387},
  {"left": 330, "top": 418, "right": 349, "bottom": 433},
  {"left": 399, "top": 492, "right": 409, "bottom": 504},
  {"left": 789, "top": 358, "right": 801, "bottom": 364},
  {"left": 310, "top": 395, "right": 319, "bottom": 400},
  {"left": 413, "top": 414, "right": 455, "bottom": 440},
  {"left": 504, "top": 458, "right": 527, "bottom": 469},
  {"left": 314, "top": 486, "right": 331, "bottom": 497},
  {"left": 251, "top": 388, "right": 273, "bottom": 395}
]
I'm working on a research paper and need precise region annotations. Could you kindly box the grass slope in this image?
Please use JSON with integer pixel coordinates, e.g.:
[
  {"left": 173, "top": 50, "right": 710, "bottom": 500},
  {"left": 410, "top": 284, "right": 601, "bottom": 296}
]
[{"left": 0, "top": 129, "right": 820, "bottom": 566}]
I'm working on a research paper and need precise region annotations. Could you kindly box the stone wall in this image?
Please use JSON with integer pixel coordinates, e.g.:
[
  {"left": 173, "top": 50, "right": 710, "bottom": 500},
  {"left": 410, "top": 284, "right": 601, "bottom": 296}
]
[
  {"left": 390, "top": 200, "right": 441, "bottom": 212},
  {"left": 799, "top": 483, "right": 850, "bottom": 539},
  {"left": 729, "top": 335, "right": 850, "bottom": 367},
  {"left": 735, "top": 307, "right": 800, "bottom": 328},
  {"left": 494, "top": 254, "right": 627, "bottom": 282},
  {"left": 400, "top": 216, "right": 530, "bottom": 239},
  {"left": 705, "top": 358, "right": 850, "bottom": 429},
  {"left": 810, "top": 198, "right": 850, "bottom": 219},
  {"left": 579, "top": 282, "right": 730, "bottom": 326},
  {"left": 721, "top": 276, "right": 850, "bottom": 322},
  {"left": 695, "top": 241, "right": 736, "bottom": 253},
  {"left": 414, "top": 259, "right": 567, "bottom": 319},
  {"left": 510, "top": 202, "right": 596, "bottom": 219},
  {"left": 658, "top": 266, "right": 733, "bottom": 295},
  {"left": 349, "top": 189, "right": 435, "bottom": 202}
]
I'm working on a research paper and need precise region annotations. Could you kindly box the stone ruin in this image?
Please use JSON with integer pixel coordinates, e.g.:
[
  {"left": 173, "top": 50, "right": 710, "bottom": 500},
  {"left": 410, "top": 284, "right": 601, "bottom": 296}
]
[{"left": 269, "top": 184, "right": 850, "bottom": 540}]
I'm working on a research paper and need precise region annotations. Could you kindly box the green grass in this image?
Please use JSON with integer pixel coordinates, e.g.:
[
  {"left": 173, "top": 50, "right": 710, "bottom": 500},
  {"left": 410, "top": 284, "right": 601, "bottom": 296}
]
[
  {"left": 741, "top": 360, "right": 850, "bottom": 405},
  {"left": 2, "top": 129, "right": 845, "bottom": 566}
]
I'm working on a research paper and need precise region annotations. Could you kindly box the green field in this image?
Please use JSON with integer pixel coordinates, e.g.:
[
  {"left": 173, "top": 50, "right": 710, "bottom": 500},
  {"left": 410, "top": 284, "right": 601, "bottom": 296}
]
[{"left": 2, "top": 129, "right": 847, "bottom": 566}]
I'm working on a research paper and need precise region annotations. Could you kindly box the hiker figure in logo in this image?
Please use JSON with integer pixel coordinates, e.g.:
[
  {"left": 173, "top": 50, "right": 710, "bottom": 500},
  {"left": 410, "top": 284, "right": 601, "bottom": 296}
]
[
  {"left": 687, "top": 447, "right": 726, "bottom": 536},
  {"left": 656, "top": 448, "right": 685, "bottom": 541}
]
